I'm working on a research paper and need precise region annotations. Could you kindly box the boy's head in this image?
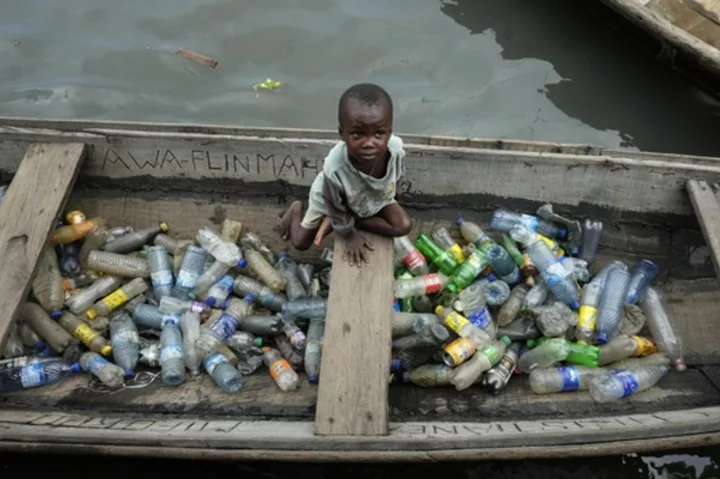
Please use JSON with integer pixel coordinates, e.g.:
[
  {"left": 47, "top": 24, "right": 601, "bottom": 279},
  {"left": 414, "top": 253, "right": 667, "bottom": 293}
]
[{"left": 337, "top": 83, "right": 393, "bottom": 166}]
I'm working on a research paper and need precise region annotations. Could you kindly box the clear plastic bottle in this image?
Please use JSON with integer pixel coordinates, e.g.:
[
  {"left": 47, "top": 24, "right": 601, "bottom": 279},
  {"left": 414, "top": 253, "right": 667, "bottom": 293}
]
[
  {"left": 450, "top": 337, "right": 511, "bottom": 391},
  {"left": 171, "top": 245, "right": 208, "bottom": 300},
  {"left": 58, "top": 242, "right": 81, "bottom": 276},
  {"left": 77, "top": 223, "right": 109, "bottom": 268},
  {"left": 608, "top": 352, "right": 671, "bottom": 370},
  {"left": 0, "top": 355, "right": 57, "bottom": 372},
  {"left": 158, "top": 296, "right": 210, "bottom": 316},
  {"left": 560, "top": 257, "right": 590, "bottom": 284},
  {"left": 153, "top": 233, "right": 178, "bottom": 252},
  {"left": 109, "top": 312, "right": 140, "bottom": 377},
  {"left": 129, "top": 303, "right": 163, "bottom": 329},
  {"left": 194, "top": 229, "right": 245, "bottom": 297},
  {"left": 220, "top": 219, "right": 244, "bottom": 244},
  {"left": 393, "top": 236, "right": 429, "bottom": 276},
  {"left": 640, "top": 287, "right": 686, "bottom": 371},
  {"left": 227, "top": 331, "right": 263, "bottom": 353},
  {"left": 403, "top": 364, "right": 454, "bottom": 388},
  {"left": 87, "top": 251, "right": 150, "bottom": 278},
  {"left": 391, "top": 312, "right": 441, "bottom": 338},
  {"left": 138, "top": 340, "right": 161, "bottom": 368},
  {"left": 431, "top": 226, "right": 465, "bottom": 263},
  {"left": 598, "top": 335, "right": 657, "bottom": 366},
  {"left": 595, "top": 267, "right": 631, "bottom": 344},
  {"left": 529, "top": 366, "right": 605, "bottom": 394},
  {"left": 532, "top": 302, "right": 577, "bottom": 338},
  {"left": 591, "top": 260, "right": 628, "bottom": 289},
  {"left": 517, "top": 337, "right": 570, "bottom": 373},
  {"left": 80, "top": 352, "right": 125, "bottom": 388},
  {"left": 233, "top": 275, "right": 287, "bottom": 312},
  {"left": 20, "top": 302, "right": 74, "bottom": 353},
  {"left": 0, "top": 359, "right": 81, "bottom": 392},
  {"left": 575, "top": 282, "right": 601, "bottom": 345},
  {"left": 240, "top": 232, "right": 276, "bottom": 265},
  {"left": 204, "top": 275, "right": 234, "bottom": 307},
  {"left": 624, "top": 260, "right": 659, "bottom": 305},
  {"left": 177, "top": 310, "right": 200, "bottom": 376},
  {"left": 522, "top": 282, "right": 549, "bottom": 310},
  {"left": 275, "top": 253, "right": 307, "bottom": 301},
  {"left": 275, "top": 335, "right": 304, "bottom": 370},
  {"left": 456, "top": 217, "right": 492, "bottom": 246},
  {"left": 204, "top": 352, "right": 244, "bottom": 393},
  {"left": 262, "top": 346, "right": 299, "bottom": 391},
  {"left": 297, "top": 263, "right": 314, "bottom": 290},
  {"left": 486, "top": 244, "right": 521, "bottom": 285},
  {"left": 160, "top": 315, "right": 185, "bottom": 385},
  {"left": 281, "top": 298, "right": 328, "bottom": 320},
  {"left": 498, "top": 284, "right": 528, "bottom": 326},
  {"left": 456, "top": 283, "right": 495, "bottom": 332},
  {"left": 305, "top": 317, "right": 326, "bottom": 384},
  {"left": 281, "top": 318, "right": 306, "bottom": 350},
  {"left": 579, "top": 219, "right": 603, "bottom": 265},
  {"left": 241, "top": 248, "right": 287, "bottom": 292},
  {"left": 32, "top": 245, "right": 65, "bottom": 319},
  {"left": 482, "top": 342, "right": 521, "bottom": 394},
  {"left": 16, "top": 321, "right": 45, "bottom": 352},
  {"left": 491, "top": 208, "right": 566, "bottom": 240},
  {"left": 58, "top": 312, "right": 112, "bottom": 356},
  {"left": 147, "top": 246, "right": 174, "bottom": 301},
  {"left": 483, "top": 279, "right": 511, "bottom": 306},
  {"left": 105, "top": 223, "right": 168, "bottom": 254},
  {"left": 195, "top": 295, "right": 256, "bottom": 360},
  {"left": 394, "top": 273, "right": 449, "bottom": 299},
  {"left": 589, "top": 366, "right": 669, "bottom": 402},
  {"left": 65, "top": 276, "right": 122, "bottom": 315},
  {"left": 435, "top": 305, "right": 490, "bottom": 340},
  {"left": 86, "top": 278, "right": 148, "bottom": 320},
  {"left": 614, "top": 304, "right": 647, "bottom": 338},
  {"left": 106, "top": 225, "right": 134, "bottom": 244}
]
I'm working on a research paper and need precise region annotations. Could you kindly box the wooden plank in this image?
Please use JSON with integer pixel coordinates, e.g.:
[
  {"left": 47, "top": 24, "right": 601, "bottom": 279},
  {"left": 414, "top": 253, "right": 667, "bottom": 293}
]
[
  {"left": 0, "top": 143, "right": 85, "bottom": 348},
  {"left": 687, "top": 179, "right": 720, "bottom": 278},
  {"left": 686, "top": 0, "right": 720, "bottom": 25},
  {"left": 315, "top": 233, "right": 394, "bottom": 436}
]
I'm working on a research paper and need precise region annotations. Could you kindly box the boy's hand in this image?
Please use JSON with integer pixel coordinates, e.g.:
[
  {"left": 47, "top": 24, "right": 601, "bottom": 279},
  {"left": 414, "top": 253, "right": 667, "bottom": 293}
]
[{"left": 343, "top": 229, "right": 374, "bottom": 267}]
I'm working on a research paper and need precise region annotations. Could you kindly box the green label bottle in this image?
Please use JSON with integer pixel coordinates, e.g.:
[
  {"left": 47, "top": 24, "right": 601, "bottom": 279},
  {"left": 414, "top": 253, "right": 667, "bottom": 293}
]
[
  {"left": 528, "top": 337, "right": 599, "bottom": 368},
  {"left": 447, "top": 250, "right": 490, "bottom": 293},
  {"left": 414, "top": 233, "right": 459, "bottom": 276}
]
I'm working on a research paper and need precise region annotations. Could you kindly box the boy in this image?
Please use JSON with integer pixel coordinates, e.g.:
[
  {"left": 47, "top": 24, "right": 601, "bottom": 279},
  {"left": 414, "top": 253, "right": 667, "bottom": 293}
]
[{"left": 278, "top": 83, "right": 413, "bottom": 266}]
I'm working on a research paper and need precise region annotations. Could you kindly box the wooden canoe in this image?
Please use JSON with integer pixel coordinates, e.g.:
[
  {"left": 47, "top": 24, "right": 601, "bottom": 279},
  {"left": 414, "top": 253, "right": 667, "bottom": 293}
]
[{"left": 0, "top": 117, "right": 719, "bottom": 461}]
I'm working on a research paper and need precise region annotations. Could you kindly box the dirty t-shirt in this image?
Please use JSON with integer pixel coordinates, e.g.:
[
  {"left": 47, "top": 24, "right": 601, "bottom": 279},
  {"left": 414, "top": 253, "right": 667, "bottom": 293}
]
[{"left": 301, "top": 135, "right": 405, "bottom": 236}]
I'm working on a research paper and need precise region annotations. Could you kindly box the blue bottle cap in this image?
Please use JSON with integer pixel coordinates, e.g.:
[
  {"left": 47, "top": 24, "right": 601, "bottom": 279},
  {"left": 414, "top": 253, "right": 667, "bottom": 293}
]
[
  {"left": 124, "top": 369, "right": 135, "bottom": 379},
  {"left": 558, "top": 227, "right": 568, "bottom": 240},
  {"left": 219, "top": 297, "right": 231, "bottom": 310},
  {"left": 278, "top": 252, "right": 288, "bottom": 260},
  {"left": 33, "top": 340, "right": 47, "bottom": 352},
  {"left": 570, "top": 247, "right": 580, "bottom": 256},
  {"left": 391, "top": 359, "right": 403, "bottom": 373},
  {"left": 455, "top": 217, "right": 464, "bottom": 226},
  {"left": 245, "top": 293, "right": 256, "bottom": 304},
  {"left": 206, "top": 297, "right": 217, "bottom": 308},
  {"left": 237, "top": 258, "right": 248, "bottom": 269},
  {"left": 392, "top": 300, "right": 400, "bottom": 311},
  {"left": 70, "top": 362, "right": 82, "bottom": 373},
  {"left": 308, "top": 374, "right": 319, "bottom": 384},
  {"left": 50, "top": 309, "right": 63, "bottom": 320},
  {"left": 595, "top": 332, "right": 608, "bottom": 344},
  {"left": 487, "top": 273, "right": 497, "bottom": 282},
  {"left": 570, "top": 300, "right": 581, "bottom": 311}
]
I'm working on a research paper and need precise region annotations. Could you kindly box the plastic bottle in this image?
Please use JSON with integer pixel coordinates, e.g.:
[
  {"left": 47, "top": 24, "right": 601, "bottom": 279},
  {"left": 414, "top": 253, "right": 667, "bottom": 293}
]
[
  {"left": 532, "top": 302, "right": 577, "bottom": 338},
  {"left": 391, "top": 312, "right": 441, "bottom": 338},
  {"left": 3, "top": 326, "right": 24, "bottom": 359},
  {"left": 239, "top": 314, "right": 283, "bottom": 336},
  {"left": 219, "top": 219, "right": 243, "bottom": 244},
  {"left": 305, "top": 317, "right": 326, "bottom": 384},
  {"left": 560, "top": 257, "right": 590, "bottom": 284},
  {"left": 498, "top": 284, "right": 528, "bottom": 327},
  {"left": 297, "top": 263, "right": 314, "bottom": 290},
  {"left": 240, "top": 232, "right": 276, "bottom": 265},
  {"left": 86, "top": 278, "right": 148, "bottom": 320},
  {"left": 171, "top": 245, "right": 207, "bottom": 300},
  {"left": 484, "top": 279, "right": 511, "bottom": 306},
  {"left": 65, "top": 276, "right": 123, "bottom": 315},
  {"left": 58, "top": 312, "right": 111, "bottom": 356},
  {"left": 528, "top": 337, "right": 600, "bottom": 367},
  {"left": 450, "top": 336, "right": 511, "bottom": 391},
  {"left": 128, "top": 303, "right": 162, "bottom": 329},
  {"left": 205, "top": 275, "right": 234, "bottom": 307},
  {"left": 498, "top": 315, "right": 541, "bottom": 341},
  {"left": 263, "top": 346, "right": 299, "bottom": 391},
  {"left": 158, "top": 296, "right": 210, "bottom": 316},
  {"left": 491, "top": 208, "right": 566, "bottom": 240},
  {"left": 275, "top": 335, "right": 304, "bottom": 370},
  {"left": 195, "top": 295, "right": 256, "bottom": 360},
  {"left": 441, "top": 327, "right": 494, "bottom": 367},
  {"left": 456, "top": 217, "right": 492, "bottom": 246},
  {"left": 281, "top": 317, "right": 306, "bottom": 350},
  {"left": 522, "top": 282, "right": 549, "bottom": 311},
  {"left": 80, "top": 352, "right": 124, "bottom": 388},
  {"left": 518, "top": 337, "right": 570, "bottom": 373},
  {"left": 275, "top": 253, "right": 307, "bottom": 301},
  {"left": 31, "top": 245, "right": 65, "bottom": 319},
  {"left": 446, "top": 250, "right": 490, "bottom": 293},
  {"left": 105, "top": 223, "right": 168, "bottom": 254},
  {"left": 435, "top": 305, "right": 483, "bottom": 339},
  {"left": 281, "top": 298, "right": 328, "bottom": 320},
  {"left": 227, "top": 331, "right": 263, "bottom": 353},
  {"left": 575, "top": 282, "right": 601, "bottom": 345},
  {"left": 414, "top": 233, "right": 460, "bottom": 276},
  {"left": 16, "top": 322, "right": 45, "bottom": 352},
  {"left": 57, "top": 242, "right": 81, "bottom": 276},
  {"left": 0, "top": 355, "right": 57, "bottom": 372},
  {"left": 589, "top": 366, "right": 669, "bottom": 402},
  {"left": 147, "top": 246, "right": 174, "bottom": 301},
  {"left": 615, "top": 304, "right": 647, "bottom": 338},
  {"left": 194, "top": 229, "right": 246, "bottom": 297},
  {"left": 241, "top": 248, "right": 287, "bottom": 292},
  {"left": 579, "top": 219, "right": 603, "bottom": 265},
  {"left": 393, "top": 236, "right": 429, "bottom": 276},
  {"left": 411, "top": 295, "right": 433, "bottom": 313},
  {"left": 624, "top": 260, "right": 659, "bottom": 305},
  {"left": 529, "top": 366, "right": 605, "bottom": 394},
  {"left": 179, "top": 310, "right": 202, "bottom": 375},
  {"left": 203, "top": 352, "right": 244, "bottom": 393},
  {"left": 105, "top": 225, "right": 133, "bottom": 244},
  {"left": 486, "top": 244, "right": 521, "bottom": 285},
  {"left": 500, "top": 234, "right": 524, "bottom": 266},
  {"left": 109, "top": 312, "right": 140, "bottom": 377},
  {"left": 153, "top": 233, "right": 178, "bottom": 252},
  {"left": 595, "top": 267, "right": 631, "bottom": 344},
  {"left": 608, "top": 352, "right": 671, "bottom": 370},
  {"left": 0, "top": 359, "right": 81, "bottom": 392},
  {"left": 431, "top": 226, "right": 465, "bottom": 263},
  {"left": 394, "top": 273, "right": 449, "bottom": 299},
  {"left": 233, "top": 275, "right": 287, "bottom": 312},
  {"left": 50, "top": 217, "right": 106, "bottom": 244},
  {"left": 160, "top": 315, "right": 185, "bottom": 385},
  {"left": 591, "top": 260, "right": 628, "bottom": 289},
  {"left": 639, "top": 288, "right": 686, "bottom": 371},
  {"left": 403, "top": 364, "right": 453, "bottom": 388},
  {"left": 456, "top": 284, "right": 495, "bottom": 333},
  {"left": 87, "top": 251, "right": 150, "bottom": 278},
  {"left": 20, "top": 302, "right": 74, "bottom": 353},
  {"left": 598, "top": 335, "right": 657, "bottom": 366},
  {"left": 482, "top": 342, "right": 521, "bottom": 394}
]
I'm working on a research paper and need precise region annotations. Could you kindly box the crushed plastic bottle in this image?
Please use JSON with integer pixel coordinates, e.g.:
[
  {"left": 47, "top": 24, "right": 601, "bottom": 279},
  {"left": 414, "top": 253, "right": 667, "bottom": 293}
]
[
  {"left": 640, "top": 288, "right": 686, "bottom": 371},
  {"left": 65, "top": 276, "right": 123, "bottom": 315},
  {"left": 275, "top": 253, "right": 307, "bottom": 301},
  {"left": 456, "top": 283, "right": 495, "bottom": 332},
  {"left": 531, "top": 302, "right": 577, "bottom": 338},
  {"left": 240, "top": 232, "right": 276, "bottom": 265},
  {"left": 58, "top": 312, "right": 112, "bottom": 356},
  {"left": 220, "top": 219, "right": 244, "bottom": 244},
  {"left": 527, "top": 337, "right": 600, "bottom": 367},
  {"left": 595, "top": 267, "right": 631, "bottom": 344},
  {"left": 530, "top": 366, "right": 605, "bottom": 394},
  {"left": 522, "top": 282, "right": 549, "bottom": 311},
  {"left": 297, "top": 263, "right": 314, "bottom": 289},
  {"left": 281, "top": 317, "right": 306, "bottom": 350},
  {"left": 194, "top": 229, "right": 246, "bottom": 297},
  {"left": 263, "top": 346, "right": 299, "bottom": 391},
  {"left": 614, "top": 304, "right": 647, "bottom": 338},
  {"left": 275, "top": 335, "right": 304, "bottom": 370},
  {"left": 109, "top": 312, "right": 140, "bottom": 377},
  {"left": 625, "top": 259, "right": 659, "bottom": 305},
  {"left": 0, "top": 359, "right": 81, "bottom": 393},
  {"left": 483, "top": 279, "right": 511, "bottom": 306},
  {"left": 486, "top": 244, "right": 521, "bottom": 285},
  {"left": 147, "top": 246, "right": 174, "bottom": 301},
  {"left": 393, "top": 236, "right": 429, "bottom": 276},
  {"left": 86, "top": 278, "right": 148, "bottom": 320},
  {"left": 195, "top": 295, "right": 256, "bottom": 359},
  {"left": 80, "top": 352, "right": 124, "bottom": 388},
  {"left": 497, "top": 284, "right": 528, "bottom": 327},
  {"left": 105, "top": 223, "right": 168, "bottom": 254},
  {"left": 589, "top": 366, "right": 669, "bottom": 402},
  {"left": 32, "top": 245, "right": 65, "bottom": 319}
]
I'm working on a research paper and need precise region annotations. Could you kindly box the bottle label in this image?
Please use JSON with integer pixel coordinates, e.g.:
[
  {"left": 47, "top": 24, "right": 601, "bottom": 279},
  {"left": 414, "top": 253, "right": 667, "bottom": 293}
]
[
  {"left": 443, "top": 311, "right": 470, "bottom": 335},
  {"left": 443, "top": 338, "right": 476, "bottom": 366},
  {"left": 160, "top": 344, "right": 183, "bottom": 362},
  {"left": 20, "top": 363, "right": 46, "bottom": 388},
  {"left": 631, "top": 336, "right": 657, "bottom": 357},
  {"left": 491, "top": 353, "right": 517, "bottom": 381},
  {"left": 542, "top": 262, "right": 570, "bottom": 287},
  {"left": 289, "top": 331, "right": 305, "bottom": 349},
  {"left": 577, "top": 305, "right": 598, "bottom": 330},
  {"left": 468, "top": 305, "right": 492, "bottom": 329},
  {"left": 204, "top": 353, "right": 225, "bottom": 375},
  {"left": 209, "top": 312, "right": 240, "bottom": 341},
  {"left": 176, "top": 270, "right": 199, "bottom": 288},
  {"left": 269, "top": 359, "right": 292, "bottom": 380},
  {"left": 74, "top": 324, "right": 99, "bottom": 345},
  {"left": 87, "top": 355, "right": 110, "bottom": 376},
  {"left": 612, "top": 370, "right": 640, "bottom": 397},
  {"left": 436, "top": 251, "right": 457, "bottom": 274},
  {"left": 0, "top": 356, "right": 29, "bottom": 371},
  {"left": 521, "top": 214, "right": 539, "bottom": 231},
  {"left": 423, "top": 274, "right": 444, "bottom": 294},
  {"left": 559, "top": 366, "right": 580, "bottom": 392},
  {"left": 447, "top": 244, "right": 465, "bottom": 264},
  {"left": 151, "top": 270, "right": 173, "bottom": 287},
  {"left": 101, "top": 289, "right": 129, "bottom": 311},
  {"left": 480, "top": 344, "right": 502, "bottom": 365},
  {"left": 402, "top": 250, "right": 425, "bottom": 271}
]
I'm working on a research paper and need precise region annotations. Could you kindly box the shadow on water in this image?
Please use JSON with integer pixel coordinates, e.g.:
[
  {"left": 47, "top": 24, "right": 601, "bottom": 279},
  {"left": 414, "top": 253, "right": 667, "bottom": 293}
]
[
  {"left": 1, "top": 447, "right": 720, "bottom": 478},
  {"left": 439, "top": 0, "right": 720, "bottom": 156}
]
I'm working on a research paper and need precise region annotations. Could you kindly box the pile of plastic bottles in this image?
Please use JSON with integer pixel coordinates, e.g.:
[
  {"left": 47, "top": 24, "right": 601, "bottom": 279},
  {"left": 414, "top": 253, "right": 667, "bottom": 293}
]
[
  {"left": 391, "top": 205, "right": 685, "bottom": 402},
  {"left": 0, "top": 210, "right": 331, "bottom": 394}
]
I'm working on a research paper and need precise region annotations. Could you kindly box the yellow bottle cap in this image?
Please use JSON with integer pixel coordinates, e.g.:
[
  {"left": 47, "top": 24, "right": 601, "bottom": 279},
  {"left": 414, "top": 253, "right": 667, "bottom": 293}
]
[
  {"left": 66, "top": 210, "right": 87, "bottom": 225},
  {"left": 159, "top": 222, "right": 169, "bottom": 232},
  {"left": 86, "top": 309, "right": 97, "bottom": 320},
  {"left": 434, "top": 305, "right": 443, "bottom": 315},
  {"left": 101, "top": 345, "right": 112, "bottom": 356}
]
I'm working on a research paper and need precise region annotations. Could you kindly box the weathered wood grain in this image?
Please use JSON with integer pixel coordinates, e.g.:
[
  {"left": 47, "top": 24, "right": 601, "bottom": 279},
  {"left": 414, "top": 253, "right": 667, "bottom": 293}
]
[{"left": 687, "top": 179, "right": 720, "bottom": 278}]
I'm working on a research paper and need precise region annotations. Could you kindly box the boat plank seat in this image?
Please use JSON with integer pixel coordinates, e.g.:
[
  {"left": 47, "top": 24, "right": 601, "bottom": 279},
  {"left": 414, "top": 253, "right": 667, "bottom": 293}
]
[
  {"left": 315, "top": 233, "right": 394, "bottom": 436},
  {"left": 687, "top": 180, "right": 720, "bottom": 279},
  {"left": 0, "top": 143, "right": 85, "bottom": 348}
]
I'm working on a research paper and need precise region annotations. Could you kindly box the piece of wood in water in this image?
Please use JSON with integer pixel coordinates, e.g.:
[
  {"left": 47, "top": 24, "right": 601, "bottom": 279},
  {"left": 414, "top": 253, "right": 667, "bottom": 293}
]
[
  {"left": 176, "top": 48, "right": 218, "bottom": 69},
  {"left": 687, "top": 180, "right": 720, "bottom": 279},
  {"left": 0, "top": 143, "right": 85, "bottom": 348},
  {"left": 315, "top": 233, "right": 394, "bottom": 436}
]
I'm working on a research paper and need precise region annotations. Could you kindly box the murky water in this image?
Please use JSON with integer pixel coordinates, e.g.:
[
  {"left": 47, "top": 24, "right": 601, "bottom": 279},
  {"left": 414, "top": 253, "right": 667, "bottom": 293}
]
[{"left": 1, "top": 0, "right": 720, "bottom": 155}]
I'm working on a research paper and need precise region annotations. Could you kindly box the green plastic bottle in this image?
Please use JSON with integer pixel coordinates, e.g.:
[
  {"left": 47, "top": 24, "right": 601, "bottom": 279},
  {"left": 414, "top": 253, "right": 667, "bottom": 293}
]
[
  {"left": 527, "top": 337, "right": 599, "bottom": 368},
  {"left": 414, "top": 233, "right": 459, "bottom": 276},
  {"left": 500, "top": 234, "right": 525, "bottom": 267},
  {"left": 396, "top": 269, "right": 414, "bottom": 312},
  {"left": 446, "top": 249, "right": 490, "bottom": 293}
]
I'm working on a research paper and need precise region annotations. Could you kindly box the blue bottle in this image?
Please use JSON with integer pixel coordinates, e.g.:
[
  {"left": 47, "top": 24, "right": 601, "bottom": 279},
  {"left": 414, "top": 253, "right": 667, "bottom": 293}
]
[
  {"left": 624, "top": 259, "right": 659, "bottom": 305},
  {"left": 0, "top": 360, "right": 80, "bottom": 393}
]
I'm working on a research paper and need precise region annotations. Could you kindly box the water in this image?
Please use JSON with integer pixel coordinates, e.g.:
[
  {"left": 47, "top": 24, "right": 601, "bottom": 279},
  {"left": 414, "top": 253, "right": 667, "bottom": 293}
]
[{"left": 1, "top": 0, "right": 719, "bottom": 155}]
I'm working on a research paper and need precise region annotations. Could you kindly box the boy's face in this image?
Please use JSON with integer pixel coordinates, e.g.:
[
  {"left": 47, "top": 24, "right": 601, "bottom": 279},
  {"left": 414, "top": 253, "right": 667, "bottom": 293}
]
[{"left": 339, "top": 98, "right": 393, "bottom": 166}]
